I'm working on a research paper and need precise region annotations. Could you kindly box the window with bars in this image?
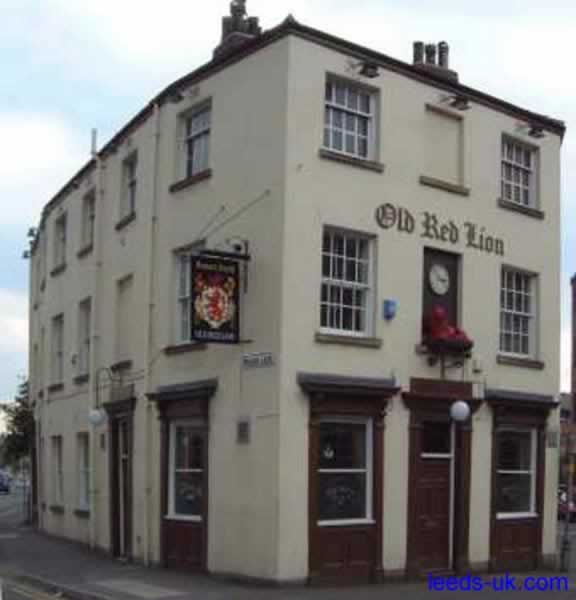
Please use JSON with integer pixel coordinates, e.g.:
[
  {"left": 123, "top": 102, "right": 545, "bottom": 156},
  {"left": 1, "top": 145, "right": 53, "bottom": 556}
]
[
  {"left": 501, "top": 138, "right": 537, "bottom": 208},
  {"left": 168, "top": 422, "right": 205, "bottom": 519},
  {"left": 495, "top": 428, "right": 537, "bottom": 516},
  {"left": 323, "top": 79, "right": 375, "bottom": 160},
  {"left": 77, "top": 433, "right": 90, "bottom": 511},
  {"left": 81, "top": 190, "right": 96, "bottom": 248},
  {"left": 182, "top": 106, "right": 211, "bottom": 179},
  {"left": 317, "top": 418, "right": 373, "bottom": 523},
  {"left": 320, "top": 228, "right": 373, "bottom": 335},
  {"left": 121, "top": 153, "right": 138, "bottom": 218},
  {"left": 51, "top": 314, "right": 64, "bottom": 384},
  {"left": 500, "top": 268, "right": 537, "bottom": 356},
  {"left": 77, "top": 298, "right": 91, "bottom": 376}
]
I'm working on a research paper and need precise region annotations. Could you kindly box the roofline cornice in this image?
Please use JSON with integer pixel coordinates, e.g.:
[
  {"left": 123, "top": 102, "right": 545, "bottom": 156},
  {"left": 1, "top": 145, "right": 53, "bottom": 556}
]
[{"left": 34, "top": 16, "right": 565, "bottom": 246}]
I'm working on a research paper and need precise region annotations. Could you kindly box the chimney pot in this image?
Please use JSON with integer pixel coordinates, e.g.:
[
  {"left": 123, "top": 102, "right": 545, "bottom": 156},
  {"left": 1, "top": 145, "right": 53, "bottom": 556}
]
[
  {"left": 413, "top": 41, "right": 424, "bottom": 64},
  {"left": 438, "top": 41, "right": 449, "bottom": 68},
  {"left": 424, "top": 43, "right": 437, "bottom": 65}
]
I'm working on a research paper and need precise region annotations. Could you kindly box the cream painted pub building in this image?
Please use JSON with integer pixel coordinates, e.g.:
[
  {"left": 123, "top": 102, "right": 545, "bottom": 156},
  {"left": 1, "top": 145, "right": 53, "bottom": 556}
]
[{"left": 29, "top": 1, "right": 565, "bottom": 583}]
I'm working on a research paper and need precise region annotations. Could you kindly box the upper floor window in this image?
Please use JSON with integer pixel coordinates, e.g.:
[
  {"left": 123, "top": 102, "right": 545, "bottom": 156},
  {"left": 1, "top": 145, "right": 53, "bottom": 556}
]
[
  {"left": 499, "top": 268, "right": 537, "bottom": 357},
  {"left": 320, "top": 228, "right": 374, "bottom": 336},
  {"left": 501, "top": 138, "right": 538, "bottom": 208},
  {"left": 51, "top": 314, "right": 64, "bottom": 384},
  {"left": 53, "top": 213, "right": 67, "bottom": 270},
  {"left": 121, "top": 153, "right": 138, "bottom": 218},
  {"left": 181, "top": 106, "right": 211, "bottom": 179},
  {"left": 81, "top": 190, "right": 96, "bottom": 249},
  {"left": 77, "top": 298, "right": 91, "bottom": 377},
  {"left": 323, "top": 79, "right": 375, "bottom": 160}
]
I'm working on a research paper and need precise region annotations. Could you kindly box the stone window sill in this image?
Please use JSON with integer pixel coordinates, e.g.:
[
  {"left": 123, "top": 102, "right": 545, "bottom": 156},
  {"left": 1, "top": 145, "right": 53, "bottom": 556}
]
[
  {"left": 74, "top": 508, "right": 90, "bottom": 519},
  {"left": 110, "top": 360, "right": 132, "bottom": 373},
  {"left": 497, "top": 198, "right": 545, "bottom": 220},
  {"left": 50, "top": 263, "right": 67, "bottom": 277},
  {"left": 115, "top": 211, "right": 136, "bottom": 231},
  {"left": 47, "top": 383, "right": 64, "bottom": 393},
  {"left": 319, "top": 148, "right": 385, "bottom": 173},
  {"left": 497, "top": 354, "right": 545, "bottom": 370},
  {"left": 74, "top": 374, "right": 90, "bottom": 385},
  {"left": 169, "top": 169, "right": 212, "bottom": 193},
  {"left": 419, "top": 175, "right": 470, "bottom": 196},
  {"left": 164, "top": 342, "right": 208, "bottom": 355},
  {"left": 49, "top": 505, "right": 65, "bottom": 515},
  {"left": 315, "top": 332, "right": 382, "bottom": 348},
  {"left": 77, "top": 243, "right": 94, "bottom": 258}
]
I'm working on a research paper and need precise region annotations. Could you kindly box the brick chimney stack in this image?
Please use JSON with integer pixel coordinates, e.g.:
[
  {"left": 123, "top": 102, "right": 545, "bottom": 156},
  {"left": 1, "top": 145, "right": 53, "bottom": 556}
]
[
  {"left": 412, "top": 40, "right": 458, "bottom": 82},
  {"left": 213, "top": 0, "right": 262, "bottom": 59}
]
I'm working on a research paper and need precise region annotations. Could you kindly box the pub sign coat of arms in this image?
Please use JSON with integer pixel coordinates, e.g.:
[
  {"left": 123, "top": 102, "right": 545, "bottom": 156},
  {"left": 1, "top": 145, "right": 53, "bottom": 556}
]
[{"left": 191, "top": 256, "right": 240, "bottom": 344}]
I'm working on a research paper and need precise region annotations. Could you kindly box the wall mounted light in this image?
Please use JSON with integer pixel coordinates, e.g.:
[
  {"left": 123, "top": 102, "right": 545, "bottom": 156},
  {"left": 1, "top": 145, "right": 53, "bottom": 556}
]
[
  {"left": 440, "top": 93, "right": 470, "bottom": 111},
  {"left": 358, "top": 60, "right": 380, "bottom": 79},
  {"left": 528, "top": 125, "right": 546, "bottom": 139}
]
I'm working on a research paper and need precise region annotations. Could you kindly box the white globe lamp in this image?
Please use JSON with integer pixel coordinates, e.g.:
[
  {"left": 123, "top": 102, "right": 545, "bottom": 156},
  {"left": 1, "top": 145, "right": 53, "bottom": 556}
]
[
  {"left": 88, "top": 408, "right": 106, "bottom": 427},
  {"left": 450, "top": 400, "right": 470, "bottom": 422}
]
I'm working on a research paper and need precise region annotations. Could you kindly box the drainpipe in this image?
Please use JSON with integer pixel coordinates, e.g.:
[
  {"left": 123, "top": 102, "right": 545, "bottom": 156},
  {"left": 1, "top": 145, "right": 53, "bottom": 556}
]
[
  {"left": 143, "top": 101, "right": 162, "bottom": 565},
  {"left": 89, "top": 148, "right": 106, "bottom": 550}
]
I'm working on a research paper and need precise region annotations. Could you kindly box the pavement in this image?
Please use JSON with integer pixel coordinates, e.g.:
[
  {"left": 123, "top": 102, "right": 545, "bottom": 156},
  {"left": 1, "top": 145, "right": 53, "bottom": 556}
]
[{"left": 1, "top": 491, "right": 576, "bottom": 599}]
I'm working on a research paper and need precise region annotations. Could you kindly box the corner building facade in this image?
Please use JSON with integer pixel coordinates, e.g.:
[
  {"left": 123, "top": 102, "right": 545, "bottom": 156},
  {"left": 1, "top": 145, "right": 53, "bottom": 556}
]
[{"left": 29, "top": 5, "right": 564, "bottom": 584}]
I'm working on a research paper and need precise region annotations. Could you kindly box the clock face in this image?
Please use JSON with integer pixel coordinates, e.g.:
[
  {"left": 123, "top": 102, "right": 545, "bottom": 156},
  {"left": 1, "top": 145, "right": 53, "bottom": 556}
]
[{"left": 429, "top": 263, "right": 450, "bottom": 296}]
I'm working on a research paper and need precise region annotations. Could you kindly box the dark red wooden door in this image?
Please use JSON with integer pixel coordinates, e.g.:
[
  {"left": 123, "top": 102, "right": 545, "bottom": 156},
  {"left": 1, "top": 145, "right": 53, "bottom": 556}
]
[
  {"left": 163, "top": 424, "right": 207, "bottom": 571},
  {"left": 410, "top": 420, "right": 452, "bottom": 571},
  {"left": 413, "top": 459, "right": 451, "bottom": 570}
]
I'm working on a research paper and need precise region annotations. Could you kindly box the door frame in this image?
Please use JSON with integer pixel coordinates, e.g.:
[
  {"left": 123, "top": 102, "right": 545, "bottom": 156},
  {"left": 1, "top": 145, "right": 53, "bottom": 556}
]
[
  {"left": 148, "top": 378, "right": 218, "bottom": 571},
  {"left": 104, "top": 396, "right": 136, "bottom": 559},
  {"left": 298, "top": 372, "right": 399, "bottom": 583},
  {"left": 403, "top": 378, "right": 480, "bottom": 577}
]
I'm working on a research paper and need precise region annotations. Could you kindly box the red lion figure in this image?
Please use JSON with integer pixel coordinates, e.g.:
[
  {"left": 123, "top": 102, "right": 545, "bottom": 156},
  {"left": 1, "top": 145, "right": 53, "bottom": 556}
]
[{"left": 423, "top": 305, "right": 473, "bottom": 355}]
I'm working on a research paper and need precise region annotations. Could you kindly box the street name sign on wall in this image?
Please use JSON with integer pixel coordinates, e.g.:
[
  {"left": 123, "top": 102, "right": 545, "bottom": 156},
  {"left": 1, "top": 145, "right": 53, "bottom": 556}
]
[{"left": 191, "top": 256, "right": 240, "bottom": 344}]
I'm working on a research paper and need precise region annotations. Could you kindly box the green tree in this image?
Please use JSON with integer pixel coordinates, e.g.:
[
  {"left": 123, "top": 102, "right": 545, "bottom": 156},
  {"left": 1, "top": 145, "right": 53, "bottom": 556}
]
[{"left": 0, "top": 380, "right": 34, "bottom": 468}]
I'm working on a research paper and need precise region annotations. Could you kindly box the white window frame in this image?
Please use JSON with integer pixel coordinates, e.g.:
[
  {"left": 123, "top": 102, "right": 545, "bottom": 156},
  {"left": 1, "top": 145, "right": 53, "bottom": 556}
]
[
  {"left": 81, "top": 190, "right": 96, "bottom": 248},
  {"left": 174, "top": 242, "right": 205, "bottom": 344},
  {"left": 317, "top": 416, "right": 374, "bottom": 527},
  {"left": 51, "top": 314, "right": 64, "bottom": 384},
  {"left": 121, "top": 152, "right": 138, "bottom": 218},
  {"left": 320, "top": 227, "right": 375, "bottom": 337},
  {"left": 496, "top": 427, "right": 538, "bottom": 519},
  {"left": 166, "top": 420, "right": 204, "bottom": 522},
  {"left": 77, "top": 298, "right": 91, "bottom": 376},
  {"left": 53, "top": 213, "right": 67, "bottom": 268},
  {"left": 323, "top": 77, "right": 376, "bottom": 161},
  {"left": 180, "top": 104, "right": 211, "bottom": 180},
  {"left": 501, "top": 136, "right": 538, "bottom": 209},
  {"left": 52, "top": 435, "right": 64, "bottom": 506},
  {"left": 499, "top": 267, "right": 538, "bottom": 358},
  {"left": 77, "top": 433, "right": 90, "bottom": 511}
]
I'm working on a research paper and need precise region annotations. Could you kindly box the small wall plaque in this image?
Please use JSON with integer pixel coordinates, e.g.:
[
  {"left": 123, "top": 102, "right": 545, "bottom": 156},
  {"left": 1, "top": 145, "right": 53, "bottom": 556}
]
[{"left": 243, "top": 352, "right": 274, "bottom": 368}]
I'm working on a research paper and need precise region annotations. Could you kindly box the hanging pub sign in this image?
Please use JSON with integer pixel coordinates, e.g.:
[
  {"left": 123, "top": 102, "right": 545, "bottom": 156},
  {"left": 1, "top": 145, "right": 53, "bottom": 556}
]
[{"left": 190, "top": 256, "right": 240, "bottom": 344}]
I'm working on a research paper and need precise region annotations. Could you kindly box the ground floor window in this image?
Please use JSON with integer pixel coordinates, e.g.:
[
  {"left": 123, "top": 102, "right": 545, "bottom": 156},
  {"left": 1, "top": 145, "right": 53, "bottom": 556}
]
[
  {"left": 317, "top": 418, "right": 373, "bottom": 524},
  {"left": 168, "top": 422, "right": 205, "bottom": 520},
  {"left": 495, "top": 428, "right": 537, "bottom": 517}
]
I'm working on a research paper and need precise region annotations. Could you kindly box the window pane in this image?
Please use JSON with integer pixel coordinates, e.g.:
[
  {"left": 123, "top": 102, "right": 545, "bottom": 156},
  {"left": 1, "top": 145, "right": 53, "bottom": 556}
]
[
  {"left": 174, "top": 472, "right": 203, "bottom": 516},
  {"left": 319, "top": 422, "right": 366, "bottom": 469},
  {"left": 496, "top": 473, "right": 532, "bottom": 513},
  {"left": 497, "top": 431, "right": 532, "bottom": 470},
  {"left": 319, "top": 473, "right": 366, "bottom": 520},
  {"left": 422, "top": 421, "right": 451, "bottom": 454},
  {"left": 175, "top": 428, "right": 204, "bottom": 469}
]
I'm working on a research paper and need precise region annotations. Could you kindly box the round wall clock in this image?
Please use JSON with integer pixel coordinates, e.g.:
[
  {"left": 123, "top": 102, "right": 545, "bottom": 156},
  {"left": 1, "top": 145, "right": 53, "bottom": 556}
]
[{"left": 429, "top": 263, "right": 450, "bottom": 295}]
